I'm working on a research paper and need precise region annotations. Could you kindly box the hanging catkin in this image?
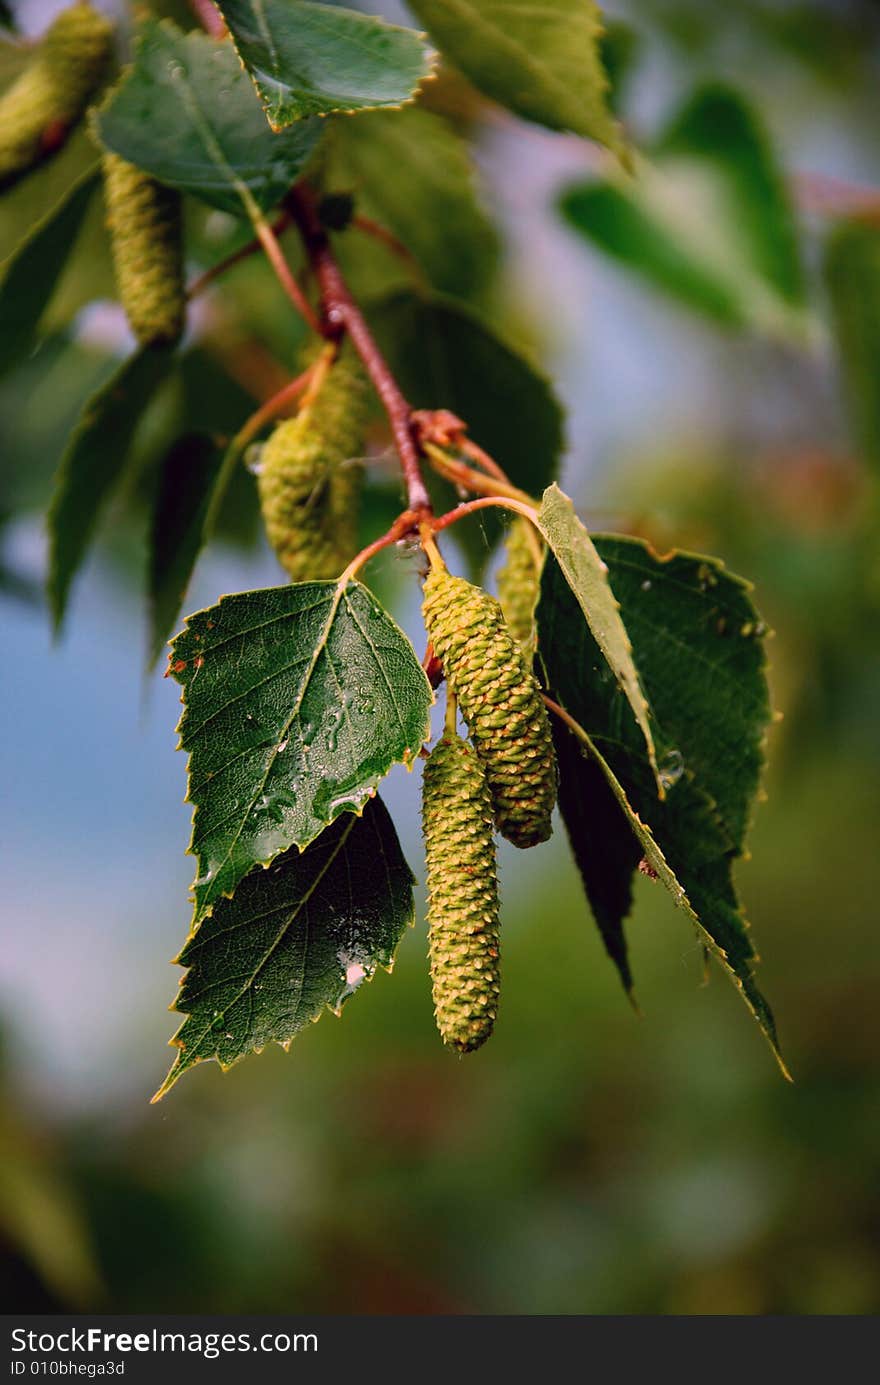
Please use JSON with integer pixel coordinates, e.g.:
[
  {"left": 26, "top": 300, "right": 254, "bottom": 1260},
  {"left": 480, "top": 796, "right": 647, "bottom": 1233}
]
[
  {"left": 258, "top": 344, "right": 370, "bottom": 582},
  {"left": 422, "top": 569, "right": 557, "bottom": 848},
  {"left": 496, "top": 517, "right": 542, "bottom": 646},
  {"left": 422, "top": 734, "right": 500, "bottom": 1053},
  {"left": 0, "top": 2, "right": 113, "bottom": 190},
  {"left": 103, "top": 153, "right": 185, "bottom": 347}
]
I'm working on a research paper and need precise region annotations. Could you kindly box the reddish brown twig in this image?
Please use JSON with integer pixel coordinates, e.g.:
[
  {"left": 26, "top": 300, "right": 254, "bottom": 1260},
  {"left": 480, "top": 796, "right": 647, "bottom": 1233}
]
[
  {"left": 423, "top": 442, "right": 537, "bottom": 507},
  {"left": 340, "top": 509, "right": 422, "bottom": 583},
  {"left": 189, "top": 0, "right": 226, "bottom": 38},
  {"left": 429, "top": 495, "right": 536, "bottom": 534},
  {"left": 794, "top": 171, "right": 880, "bottom": 226},
  {"left": 287, "top": 183, "right": 431, "bottom": 514},
  {"left": 229, "top": 366, "right": 314, "bottom": 453},
  {"left": 253, "top": 214, "right": 323, "bottom": 335}
]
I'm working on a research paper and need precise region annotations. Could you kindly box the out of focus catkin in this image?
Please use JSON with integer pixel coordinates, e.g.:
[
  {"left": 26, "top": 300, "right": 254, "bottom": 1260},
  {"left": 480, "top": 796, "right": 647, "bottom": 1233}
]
[
  {"left": 103, "top": 153, "right": 185, "bottom": 347},
  {"left": 0, "top": 3, "right": 113, "bottom": 190},
  {"left": 258, "top": 344, "right": 370, "bottom": 582}
]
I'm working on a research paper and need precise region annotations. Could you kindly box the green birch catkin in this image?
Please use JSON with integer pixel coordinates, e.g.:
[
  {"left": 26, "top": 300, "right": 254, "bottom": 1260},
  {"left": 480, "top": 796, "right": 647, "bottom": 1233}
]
[
  {"left": 103, "top": 153, "right": 185, "bottom": 348},
  {"left": 497, "top": 517, "right": 542, "bottom": 646},
  {"left": 0, "top": 2, "right": 113, "bottom": 190},
  {"left": 258, "top": 345, "right": 369, "bottom": 582},
  {"left": 422, "top": 569, "right": 557, "bottom": 848},
  {"left": 422, "top": 734, "right": 500, "bottom": 1053}
]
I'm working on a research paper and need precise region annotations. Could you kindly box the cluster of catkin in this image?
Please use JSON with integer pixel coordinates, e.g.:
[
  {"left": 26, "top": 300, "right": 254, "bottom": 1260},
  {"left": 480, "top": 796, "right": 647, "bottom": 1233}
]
[
  {"left": 421, "top": 519, "right": 551, "bottom": 1053},
  {"left": 0, "top": 2, "right": 186, "bottom": 349}
]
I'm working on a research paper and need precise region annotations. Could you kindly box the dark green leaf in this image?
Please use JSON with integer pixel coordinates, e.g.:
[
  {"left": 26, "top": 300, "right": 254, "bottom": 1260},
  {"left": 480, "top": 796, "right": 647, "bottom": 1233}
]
[
  {"left": 552, "top": 723, "right": 640, "bottom": 997},
  {"left": 175, "top": 349, "right": 262, "bottom": 548},
  {"left": 537, "top": 537, "right": 786, "bottom": 1073},
  {"left": 326, "top": 106, "right": 498, "bottom": 299},
  {"left": 406, "top": 0, "right": 625, "bottom": 157},
  {"left": 170, "top": 578, "right": 432, "bottom": 923},
  {"left": 92, "top": 21, "right": 322, "bottom": 217},
  {"left": 0, "top": 167, "right": 99, "bottom": 378},
  {"left": 824, "top": 220, "right": 880, "bottom": 469},
  {"left": 536, "top": 484, "right": 658, "bottom": 787},
  {"left": 215, "top": 0, "right": 434, "bottom": 128},
  {"left": 47, "top": 344, "right": 176, "bottom": 631},
  {"left": 560, "top": 83, "right": 807, "bottom": 335},
  {"left": 148, "top": 433, "right": 224, "bottom": 667},
  {"left": 371, "top": 289, "right": 563, "bottom": 566},
  {"left": 154, "top": 796, "right": 414, "bottom": 1099}
]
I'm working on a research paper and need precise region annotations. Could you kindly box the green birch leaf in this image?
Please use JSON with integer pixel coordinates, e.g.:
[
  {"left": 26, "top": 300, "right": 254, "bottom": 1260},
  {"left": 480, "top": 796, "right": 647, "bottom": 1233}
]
[
  {"left": 552, "top": 723, "right": 641, "bottom": 998},
  {"left": 170, "top": 579, "right": 433, "bottom": 924},
  {"left": 215, "top": 0, "right": 434, "bottom": 129},
  {"left": 406, "top": 0, "right": 625, "bottom": 157},
  {"left": 154, "top": 795, "right": 414, "bottom": 1099},
  {"left": 371, "top": 289, "right": 563, "bottom": 568},
  {"left": 0, "top": 166, "right": 99, "bottom": 378},
  {"left": 537, "top": 537, "right": 787, "bottom": 1074},
  {"left": 92, "top": 21, "right": 322, "bottom": 216},
  {"left": 47, "top": 343, "right": 176, "bottom": 631},
  {"left": 536, "top": 484, "right": 659, "bottom": 788},
  {"left": 148, "top": 433, "right": 224, "bottom": 668},
  {"left": 824, "top": 220, "right": 880, "bottom": 469},
  {"left": 326, "top": 106, "right": 498, "bottom": 299},
  {"left": 560, "top": 83, "right": 807, "bottom": 336}
]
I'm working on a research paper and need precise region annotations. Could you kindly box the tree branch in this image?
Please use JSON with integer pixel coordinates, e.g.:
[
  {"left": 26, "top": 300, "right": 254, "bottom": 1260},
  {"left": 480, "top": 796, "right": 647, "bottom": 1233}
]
[
  {"left": 287, "top": 183, "right": 432, "bottom": 515},
  {"left": 188, "top": 0, "right": 226, "bottom": 38}
]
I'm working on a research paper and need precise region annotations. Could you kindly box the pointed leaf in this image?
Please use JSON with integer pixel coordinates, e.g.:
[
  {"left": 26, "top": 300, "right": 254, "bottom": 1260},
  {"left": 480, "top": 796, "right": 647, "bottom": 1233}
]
[
  {"left": 326, "top": 106, "right": 498, "bottom": 299},
  {"left": 536, "top": 484, "right": 658, "bottom": 787},
  {"left": 92, "top": 21, "right": 322, "bottom": 217},
  {"left": 824, "top": 219, "right": 880, "bottom": 469},
  {"left": 148, "top": 433, "right": 224, "bottom": 667},
  {"left": 552, "top": 721, "right": 640, "bottom": 997},
  {"left": 215, "top": 0, "right": 434, "bottom": 129},
  {"left": 48, "top": 344, "right": 176, "bottom": 631},
  {"left": 170, "top": 578, "right": 432, "bottom": 923},
  {"left": 154, "top": 796, "right": 414, "bottom": 1099},
  {"left": 560, "top": 83, "right": 807, "bottom": 336},
  {"left": 0, "top": 167, "right": 99, "bottom": 378},
  {"left": 537, "top": 538, "right": 786, "bottom": 1073},
  {"left": 406, "top": 0, "right": 625, "bottom": 157}
]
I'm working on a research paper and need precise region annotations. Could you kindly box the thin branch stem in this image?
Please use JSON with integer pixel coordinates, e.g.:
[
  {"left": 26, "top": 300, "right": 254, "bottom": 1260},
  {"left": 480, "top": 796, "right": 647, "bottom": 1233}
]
[
  {"left": 794, "top": 170, "right": 880, "bottom": 225},
  {"left": 287, "top": 183, "right": 432, "bottom": 514},
  {"left": 188, "top": 0, "right": 226, "bottom": 38},
  {"left": 252, "top": 210, "right": 323, "bottom": 335},
  {"left": 542, "top": 694, "right": 591, "bottom": 748},
  {"left": 424, "top": 442, "right": 538, "bottom": 507},
  {"left": 429, "top": 494, "right": 537, "bottom": 533},
  {"left": 339, "top": 509, "right": 421, "bottom": 583},
  {"left": 458, "top": 436, "right": 511, "bottom": 482},
  {"left": 187, "top": 212, "right": 292, "bottom": 299},
  {"left": 229, "top": 366, "right": 313, "bottom": 454},
  {"left": 419, "top": 524, "right": 445, "bottom": 571}
]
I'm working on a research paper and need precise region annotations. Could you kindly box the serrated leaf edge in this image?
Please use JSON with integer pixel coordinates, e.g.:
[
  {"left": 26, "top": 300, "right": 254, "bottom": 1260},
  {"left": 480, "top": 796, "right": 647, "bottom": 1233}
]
[{"left": 170, "top": 575, "right": 432, "bottom": 931}]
